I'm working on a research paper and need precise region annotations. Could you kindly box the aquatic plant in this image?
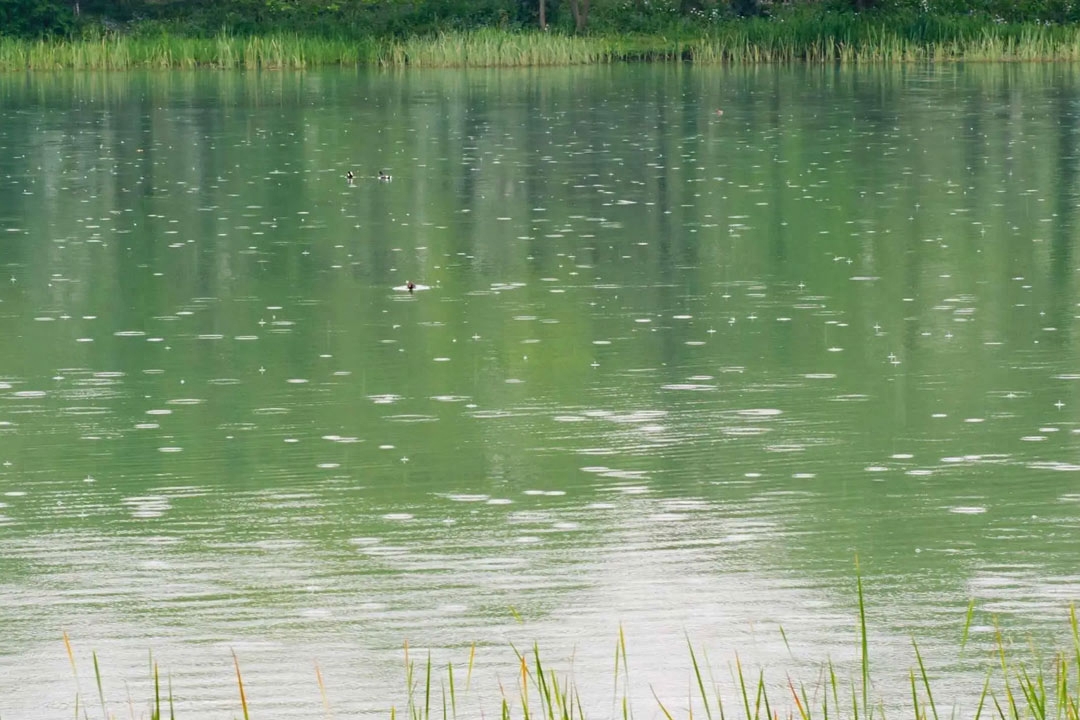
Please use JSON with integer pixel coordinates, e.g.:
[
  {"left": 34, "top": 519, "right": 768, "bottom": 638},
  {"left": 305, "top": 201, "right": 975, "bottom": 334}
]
[
  {"left": 51, "top": 577, "right": 1080, "bottom": 720},
  {"left": 5, "top": 16, "right": 1080, "bottom": 70}
]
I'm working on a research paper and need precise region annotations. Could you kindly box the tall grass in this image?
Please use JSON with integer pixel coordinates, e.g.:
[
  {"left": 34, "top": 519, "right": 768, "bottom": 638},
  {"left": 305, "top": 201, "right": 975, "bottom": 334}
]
[
  {"left": 0, "top": 32, "right": 384, "bottom": 70},
  {"left": 4, "top": 16, "right": 1080, "bottom": 70},
  {"left": 54, "top": 589, "right": 1080, "bottom": 720},
  {"left": 0, "top": 30, "right": 622, "bottom": 70},
  {"left": 686, "top": 14, "right": 1080, "bottom": 62}
]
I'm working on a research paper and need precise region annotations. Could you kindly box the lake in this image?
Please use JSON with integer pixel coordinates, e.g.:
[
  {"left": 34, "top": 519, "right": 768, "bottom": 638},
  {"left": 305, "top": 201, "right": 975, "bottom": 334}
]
[{"left": 1, "top": 62, "right": 1080, "bottom": 719}]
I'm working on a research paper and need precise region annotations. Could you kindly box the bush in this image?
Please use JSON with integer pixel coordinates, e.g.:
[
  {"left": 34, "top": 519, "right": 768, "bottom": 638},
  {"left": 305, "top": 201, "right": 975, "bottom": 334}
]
[
  {"left": 3, "top": 0, "right": 1080, "bottom": 40},
  {"left": 0, "top": 0, "right": 76, "bottom": 37}
]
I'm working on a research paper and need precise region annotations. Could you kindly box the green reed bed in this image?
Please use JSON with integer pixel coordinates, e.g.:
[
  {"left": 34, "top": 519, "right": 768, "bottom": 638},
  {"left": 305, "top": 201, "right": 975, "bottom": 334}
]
[
  {"left": 0, "top": 30, "right": 623, "bottom": 70},
  {"left": 390, "top": 29, "right": 625, "bottom": 67},
  {"left": 4, "top": 15, "right": 1080, "bottom": 70},
  {"left": 687, "top": 15, "right": 1080, "bottom": 62},
  {"left": 0, "top": 33, "right": 382, "bottom": 70}
]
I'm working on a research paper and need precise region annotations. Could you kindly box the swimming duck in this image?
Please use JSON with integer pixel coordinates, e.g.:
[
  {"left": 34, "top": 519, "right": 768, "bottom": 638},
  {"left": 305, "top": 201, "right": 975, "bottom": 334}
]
[
  {"left": 378, "top": 170, "right": 392, "bottom": 181},
  {"left": 406, "top": 280, "right": 415, "bottom": 293},
  {"left": 346, "top": 170, "right": 355, "bottom": 181}
]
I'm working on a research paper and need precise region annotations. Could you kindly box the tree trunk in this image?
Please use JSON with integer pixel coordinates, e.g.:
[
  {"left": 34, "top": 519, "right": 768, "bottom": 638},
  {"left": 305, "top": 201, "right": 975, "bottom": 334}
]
[
  {"left": 569, "top": 0, "right": 589, "bottom": 31},
  {"left": 538, "top": 0, "right": 545, "bottom": 30}
]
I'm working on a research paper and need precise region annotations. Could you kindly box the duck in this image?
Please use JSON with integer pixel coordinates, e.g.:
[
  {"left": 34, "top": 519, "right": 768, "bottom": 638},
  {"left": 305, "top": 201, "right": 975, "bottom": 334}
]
[
  {"left": 378, "top": 170, "right": 392, "bottom": 181},
  {"left": 406, "top": 280, "right": 416, "bottom": 293},
  {"left": 346, "top": 170, "right": 355, "bottom": 181}
]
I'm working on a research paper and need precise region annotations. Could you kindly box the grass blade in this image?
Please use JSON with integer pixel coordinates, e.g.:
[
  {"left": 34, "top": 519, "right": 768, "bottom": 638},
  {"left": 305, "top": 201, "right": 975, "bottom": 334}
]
[
  {"left": 687, "top": 637, "right": 713, "bottom": 720},
  {"left": 448, "top": 662, "right": 457, "bottom": 720},
  {"left": 63, "top": 631, "right": 78, "bottom": 678},
  {"left": 961, "top": 599, "right": 976, "bottom": 653},
  {"left": 426, "top": 653, "right": 432, "bottom": 720},
  {"left": 974, "top": 674, "right": 991, "bottom": 720},
  {"left": 92, "top": 651, "right": 107, "bottom": 720},
  {"left": 912, "top": 638, "right": 939, "bottom": 720},
  {"left": 232, "top": 650, "right": 250, "bottom": 720},
  {"left": 856, "top": 556, "right": 871, "bottom": 720},
  {"left": 152, "top": 660, "right": 161, "bottom": 720},
  {"left": 736, "top": 654, "right": 752, "bottom": 720},
  {"left": 652, "top": 685, "right": 676, "bottom": 720},
  {"left": 911, "top": 670, "right": 922, "bottom": 720},
  {"left": 790, "top": 678, "right": 810, "bottom": 720},
  {"left": 466, "top": 644, "right": 476, "bottom": 692},
  {"left": 316, "top": 660, "right": 332, "bottom": 718}
]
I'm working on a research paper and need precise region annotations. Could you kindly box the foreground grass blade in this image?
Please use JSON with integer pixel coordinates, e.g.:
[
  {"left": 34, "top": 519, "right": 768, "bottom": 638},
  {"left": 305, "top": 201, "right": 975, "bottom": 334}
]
[
  {"left": 92, "top": 651, "right": 106, "bottom": 720},
  {"left": 736, "top": 654, "right": 752, "bottom": 720},
  {"left": 911, "top": 670, "right": 922, "bottom": 720},
  {"left": 152, "top": 660, "right": 161, "bottom": 720},
  {"left": 780, "top": 626, "right": 793, "bottom": 658},
  {"left": 63, "top": 631, "right": 78, "bottom": 677},
  {"left": 961, "top": 600, "right": 976, "bottom": 653},
  {"left": 687, "top": 638, "right": 713, "bottom": 720},
  {"left": 315, "top": 660, "right": 331, "bottom": 718},
  {"left": 63, "top": 631, "right": 82, "bottom": 719},
  {"left": 974, "top": 674, "right": 991, "bottom": 720},
  {"left": 755, "top": 670, "right": 769, "bottom": 720},
  {"left": 856, "top": 556, "right": 871, "bottom": 720},
  {"left": 652, "top": 685, "right": 676, "bottom": 720},
  {"left": 466, "top": 644, "right": 476, "bottom": 692},
  {"left": 426, "top": 653, "right": 432, "bottom": 720},
  {"left": 448, "top": 662, "right": 456, "bottom": 720},
  {"left": 789, "top": 678, "right": 809, "bottom": 720},
  {"left": 912, "top": 638, "right": 939, "bottom": 720},
  {"left": 232, "top": 650, "right": 250, "bottom": 720}
]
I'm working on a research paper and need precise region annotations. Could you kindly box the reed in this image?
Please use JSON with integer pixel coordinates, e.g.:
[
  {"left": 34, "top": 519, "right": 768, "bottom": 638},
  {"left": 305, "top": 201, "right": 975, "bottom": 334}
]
[
  {"left": 4, "top": 15, "right": 1080, "bottom": 70},
  {"left": 382, "top": 29, "right": 629, "bottom": 67},
  {"left": 53, "top": 593, "right": 1080, "bottom": 720},
  {"left": 685, "top": 13, "right": 1080, "bottom": 63}
]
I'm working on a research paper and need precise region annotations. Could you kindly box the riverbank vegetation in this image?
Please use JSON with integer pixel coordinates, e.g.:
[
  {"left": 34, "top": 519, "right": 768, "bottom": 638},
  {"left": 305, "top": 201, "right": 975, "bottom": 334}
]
[
  {"left": 4, "top": 17, "right": 1080, "bottom": 69},
  {"left": 4, "top": 0, "right": 1080, "bottom": 68}
]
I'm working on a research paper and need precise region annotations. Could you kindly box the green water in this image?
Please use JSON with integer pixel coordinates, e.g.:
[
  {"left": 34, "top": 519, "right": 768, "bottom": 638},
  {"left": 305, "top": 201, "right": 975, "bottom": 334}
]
[{"left": 2, "top": 63, "right": 1080, "bottom": 718}]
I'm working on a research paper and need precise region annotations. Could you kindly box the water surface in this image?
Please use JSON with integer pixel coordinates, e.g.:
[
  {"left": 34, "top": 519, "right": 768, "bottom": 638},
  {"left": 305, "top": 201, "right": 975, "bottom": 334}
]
[{"left": 1, "top": 64, "right": 1080, "bottom": 718}]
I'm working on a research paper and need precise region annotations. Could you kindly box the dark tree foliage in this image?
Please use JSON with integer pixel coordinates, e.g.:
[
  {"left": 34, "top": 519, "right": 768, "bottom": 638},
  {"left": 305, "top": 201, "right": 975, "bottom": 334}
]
[
  {"left": 731, "top": 0, "right": 761, "bottom": 16},
  {"left": 0, "top": 0, "right": 75, "bottom": 36},
  {"left": 1, "top": 0, "right": 1078, "bottom": 38}
]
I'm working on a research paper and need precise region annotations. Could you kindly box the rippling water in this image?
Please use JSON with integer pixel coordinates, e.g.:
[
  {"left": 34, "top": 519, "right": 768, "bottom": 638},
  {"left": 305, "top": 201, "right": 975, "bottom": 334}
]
[{"left": 2, "top": 64, "right": 1080, "bottom": 718}]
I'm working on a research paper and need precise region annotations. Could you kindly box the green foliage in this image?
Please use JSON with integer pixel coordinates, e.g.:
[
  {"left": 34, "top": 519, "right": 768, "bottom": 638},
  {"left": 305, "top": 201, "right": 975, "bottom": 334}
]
[
  {"left": 0, "top": 0, "right": 76, "bottom": 37},
  {"left": 4, "top": 0, "right": 1080, "bottom": 40}
]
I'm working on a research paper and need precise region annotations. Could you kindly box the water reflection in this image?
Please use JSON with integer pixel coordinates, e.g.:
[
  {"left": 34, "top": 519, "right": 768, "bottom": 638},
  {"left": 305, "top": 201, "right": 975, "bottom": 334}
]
[{"left": 1, "top": 63, "right": 1080, "bottom": 718}]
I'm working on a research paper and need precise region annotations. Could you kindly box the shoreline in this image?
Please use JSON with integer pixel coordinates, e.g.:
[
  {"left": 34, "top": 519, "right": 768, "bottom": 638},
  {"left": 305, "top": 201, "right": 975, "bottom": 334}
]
[{"left": 3, "top": 19, "right": 1080, "bottom": 70}]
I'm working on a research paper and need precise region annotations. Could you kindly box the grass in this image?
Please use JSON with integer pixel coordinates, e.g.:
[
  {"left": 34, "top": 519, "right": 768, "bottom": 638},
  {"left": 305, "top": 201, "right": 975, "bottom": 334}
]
[
  {"left": 5, "top": 14, "right": 1080, "bottom": 70},
  {"left": 50, "top": 572, "right": 1080, "bottom": 720},
  {"left": 684, "top": 13, "right": 1080, "bottom": 63}
]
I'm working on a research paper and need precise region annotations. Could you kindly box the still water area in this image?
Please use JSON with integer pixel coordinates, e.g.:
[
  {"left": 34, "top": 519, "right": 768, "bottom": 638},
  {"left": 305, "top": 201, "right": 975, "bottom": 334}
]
[{"left": 1, "top": 63, "right": 1080, "bottom": 718}]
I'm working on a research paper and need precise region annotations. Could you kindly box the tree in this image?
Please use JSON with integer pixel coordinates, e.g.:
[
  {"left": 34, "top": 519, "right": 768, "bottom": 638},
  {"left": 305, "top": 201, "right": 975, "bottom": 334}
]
[
  {"left": 568, "top": 0, "right": 589, "bottom": 31},
  {"left": 0, "top": 0, "right": 76, "bottom": 36}
]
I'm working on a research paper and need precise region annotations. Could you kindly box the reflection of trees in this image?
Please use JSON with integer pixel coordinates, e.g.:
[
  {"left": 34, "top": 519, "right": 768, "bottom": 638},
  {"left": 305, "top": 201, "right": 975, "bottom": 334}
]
[
  {"left": 2, "top": 65, "right": 1080, "bottom": 594},
  {"left": 1049, "top": 71, "right": 1079, "bottom": 345}
]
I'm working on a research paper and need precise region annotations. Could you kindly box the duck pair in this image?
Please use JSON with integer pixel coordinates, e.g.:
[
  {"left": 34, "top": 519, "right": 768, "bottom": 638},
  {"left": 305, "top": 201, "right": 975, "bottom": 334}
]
[{"left": 345, "top": 170, "right": 392, "bottom": 181}]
